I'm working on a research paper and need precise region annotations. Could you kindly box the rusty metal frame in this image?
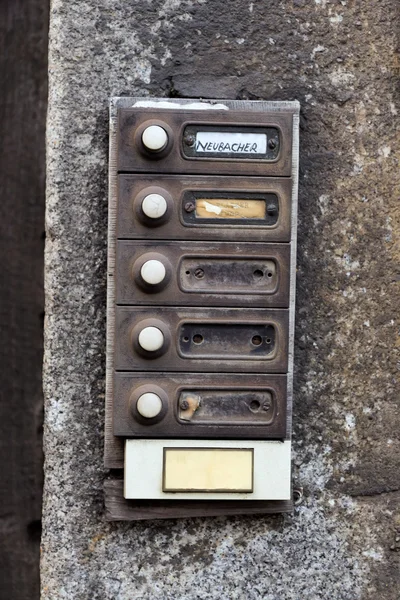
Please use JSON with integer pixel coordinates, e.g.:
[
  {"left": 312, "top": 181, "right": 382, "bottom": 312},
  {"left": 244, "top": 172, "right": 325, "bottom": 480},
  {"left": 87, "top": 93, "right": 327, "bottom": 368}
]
[
  {"left": 105, "top": 98, "right": 299, "bottom": 519},
  {"left": 117, "top": 108, "right": 293, "bottom": 176},
  {"left": 114, "top": 306, "right": 289, "bottom": 373},
  {"left": 117, "top": 174, "right": 292, "bottom": 242},
  {"left": 113, "top": 372, "right": 287, "bottom": 440},
  {"left": 115, "top": 241, "right": 291, "bottom": 308}
]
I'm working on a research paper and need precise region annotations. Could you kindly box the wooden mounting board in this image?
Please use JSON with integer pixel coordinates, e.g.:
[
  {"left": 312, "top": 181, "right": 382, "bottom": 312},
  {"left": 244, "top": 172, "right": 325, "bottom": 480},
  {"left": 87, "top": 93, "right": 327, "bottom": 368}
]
[{"left": 104, "top": 478, "right": 293, "bottom": 521}]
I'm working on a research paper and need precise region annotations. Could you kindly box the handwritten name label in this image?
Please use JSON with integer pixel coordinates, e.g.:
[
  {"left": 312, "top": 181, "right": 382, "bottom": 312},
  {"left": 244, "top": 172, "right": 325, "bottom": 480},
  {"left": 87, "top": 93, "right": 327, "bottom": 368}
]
[{"left": 195, "top": 132, "right": 267, "bottom": 155}]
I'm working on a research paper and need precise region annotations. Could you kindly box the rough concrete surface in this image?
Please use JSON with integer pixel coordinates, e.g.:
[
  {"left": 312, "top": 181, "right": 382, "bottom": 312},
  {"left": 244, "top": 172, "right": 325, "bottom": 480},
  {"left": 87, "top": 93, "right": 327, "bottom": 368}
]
[{"left": 42, "top": 1, "right": 399, "bottom": 598}]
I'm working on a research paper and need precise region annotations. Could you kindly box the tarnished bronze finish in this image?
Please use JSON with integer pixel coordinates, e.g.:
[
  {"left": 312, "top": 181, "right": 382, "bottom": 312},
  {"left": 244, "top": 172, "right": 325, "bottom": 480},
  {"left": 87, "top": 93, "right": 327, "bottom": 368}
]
[
  {"left": 113, "top": 373, "right": 287, "bottom": 439},
  {"left": 106, "top": 99, "right": 299, "bottom": 510},
  {"left": 115, "top": 307, "right": 289, "bottom": 373},
  {"left": 116, "top": 241, "right": 290, "bottom": 308},
  {"left": 179, "top": 322, "right": 277, "bottom": 358},
  {"left": 118, "top": 175, "right": 292, "bottom": 242},
  {"left": 117, "top": 108, "right": 293, "bottom": 176}
]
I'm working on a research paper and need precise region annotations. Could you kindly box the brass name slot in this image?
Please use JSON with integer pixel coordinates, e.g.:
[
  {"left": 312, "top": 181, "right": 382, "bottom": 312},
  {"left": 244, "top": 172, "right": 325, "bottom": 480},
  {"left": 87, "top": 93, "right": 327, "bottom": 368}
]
[
  {"left": 179, "top": 322, "right": 276, "bottom": 359},
  {"left": 179, "top": 256, "right": 278, "bottom": 295},
  {"left": 181, "top": 190, "right": 279, "bottom": 227},
  {"left": 178, "top": 389, "right": 276, "bottom": 425},
  {"left": 195, "top": 198, "right": 265, "bottom": 220},
  {"left": 163, "top": 448, "right": 254, "bottom": 492}
]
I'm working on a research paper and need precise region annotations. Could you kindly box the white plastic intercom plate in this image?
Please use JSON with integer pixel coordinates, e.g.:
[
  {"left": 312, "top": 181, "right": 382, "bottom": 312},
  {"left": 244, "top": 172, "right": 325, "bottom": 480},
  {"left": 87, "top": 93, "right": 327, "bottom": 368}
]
[{"left": 124, "top": 439, "right": 291, "bottom": 500}]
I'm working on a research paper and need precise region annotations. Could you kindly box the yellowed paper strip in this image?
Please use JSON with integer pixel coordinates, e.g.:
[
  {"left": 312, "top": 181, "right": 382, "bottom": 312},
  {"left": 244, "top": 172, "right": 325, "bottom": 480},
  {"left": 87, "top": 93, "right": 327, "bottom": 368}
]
[
  {"left": 195, "top": 198, "right": 265, "bottom": 220},
  {"left": 163, "top": 448, "right": 253, "bottom": 492}
]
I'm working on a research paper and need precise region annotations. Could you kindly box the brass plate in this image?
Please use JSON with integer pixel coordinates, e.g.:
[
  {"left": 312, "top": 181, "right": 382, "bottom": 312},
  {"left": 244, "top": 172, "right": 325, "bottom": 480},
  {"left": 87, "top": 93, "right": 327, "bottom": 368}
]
[
  {"left": 162, "top": 448, "right": 254, "bottom": 493},
  {"left": 117, "top": 108, "right": 293, "bottom": 176},
  {"left": 116, "top": 241, "right": 290, "bottom": 308},
  {"left": 178, "top": 322, "right": 276, "bottom": 358},
  {"left": 115, "top": 307, "right": 289, "bottom": 373},
  {"left": 117, "top": 175, "right": 292, "bottom": 242},
  {"left": 178, "top": 390, "right": 275, "bottom": 425},
  {"left": 113, "top": 373, "right": 287, "bottom": 439}
]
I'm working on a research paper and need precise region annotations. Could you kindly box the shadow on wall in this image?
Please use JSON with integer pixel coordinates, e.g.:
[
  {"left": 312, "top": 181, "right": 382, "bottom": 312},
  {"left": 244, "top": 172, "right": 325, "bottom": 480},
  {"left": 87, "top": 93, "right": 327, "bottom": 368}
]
[{"left": 0, "top": 1, "right": 49, "bottom": 599}]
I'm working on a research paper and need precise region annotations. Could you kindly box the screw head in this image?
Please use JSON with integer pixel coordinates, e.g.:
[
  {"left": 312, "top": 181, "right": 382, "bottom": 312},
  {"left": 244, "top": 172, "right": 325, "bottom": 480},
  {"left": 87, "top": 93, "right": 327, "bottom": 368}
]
[
  {"left": 262, "top": 400, "right": 272, "bottom": 411},
  {"left": 184, "top": 202, "right": 195, "bottom": 213},
  {"left": 180, "top": 400, "right": 189, "bottom": 411},
  {"left": 194, "top": 268, "right": 205, "bottom": 279},
  {"left": 184, "top": 134, "right": 196, "bottom": 147},
  {"left": 268, "top": 138, "right": 277, "bottom": 150},
  {"left": 267, "top": 203, "right": 277, "bottom": 215}
]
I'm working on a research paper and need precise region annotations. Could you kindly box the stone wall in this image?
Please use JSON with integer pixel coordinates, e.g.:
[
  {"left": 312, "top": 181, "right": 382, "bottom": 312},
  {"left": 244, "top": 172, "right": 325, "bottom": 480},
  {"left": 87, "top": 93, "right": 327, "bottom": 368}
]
[{"left": 42, "top": 1, "right": 400, "bottom": 598}]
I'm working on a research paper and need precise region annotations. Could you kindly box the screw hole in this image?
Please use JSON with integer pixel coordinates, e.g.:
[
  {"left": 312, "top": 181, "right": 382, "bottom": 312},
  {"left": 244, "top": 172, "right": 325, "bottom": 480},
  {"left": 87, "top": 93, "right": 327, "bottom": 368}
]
[
  {"left": 249, "top": 400, "right": 261, "bottom": 412},
  {"left": 193, "top": 334, "right": 204, "bottom": 344},
  {"left": 185, "top": 270, "right": 190, "bottom": 275},
  {"left": 183, "top": 336, "right": 189, "bottom": 342},
  {"left": 267, "top": 272, "right": 273, "bottom": 278},
  {"left": 293, "top": 487, "right": 303, "bottom": 505},
  {"left": 253, "top": 269, "right": 264, "bottom": 279},
  {"left": 252, "top": 335, "right": 262, "bottom": 346},
  {"left": 266, "top": 337, "right": 272, "bottom": 344}
]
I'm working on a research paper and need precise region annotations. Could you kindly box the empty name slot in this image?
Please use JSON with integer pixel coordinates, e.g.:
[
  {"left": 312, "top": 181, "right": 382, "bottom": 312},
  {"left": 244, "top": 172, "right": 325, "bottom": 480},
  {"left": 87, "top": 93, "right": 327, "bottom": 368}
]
[
  {"left": 162, "top": 448, "right": 254, "bottom": 493},
  {"left": 180, "top": 258, "right": 277, "bottom": 294},
  {"left": 178, "top": 389, "right": 275, "bottom": 425},
  {"left": 179, "top": 323, "right": 276, "bottom": 359}
]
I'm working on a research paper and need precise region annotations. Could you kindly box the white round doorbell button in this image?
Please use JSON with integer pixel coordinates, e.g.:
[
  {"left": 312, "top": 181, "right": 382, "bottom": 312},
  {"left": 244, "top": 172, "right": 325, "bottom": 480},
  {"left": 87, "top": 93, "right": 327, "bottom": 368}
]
[
  {"left": 142, "top": 125, "right": 168, "bottom": 151},
  {"left": 136, "top": 392, "right": 163, "bottom": 419},
  {"left": 138, "top": 326, "right": 164, "bottom": 352},
  {"left": 141, "top": 193, "right": 168, "bottom": 219},
  {"left": 140, "top": 260, "right": 166, "bottom": 285}
]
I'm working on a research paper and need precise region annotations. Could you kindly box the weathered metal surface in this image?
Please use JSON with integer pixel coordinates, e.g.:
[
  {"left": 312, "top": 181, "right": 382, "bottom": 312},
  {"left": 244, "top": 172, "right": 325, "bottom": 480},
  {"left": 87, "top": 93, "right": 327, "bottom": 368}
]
[
  {"left": 178, "top": 322, "right": 276, "bottom": 358},
  {"left": 178, "top": 390, "right": 274, "bottom": 424},
  {"left": 116, "top": 241, "right": 290, "bottom": 307},
  {"left": 115, "top": 306, "right": 289, "bottom": 373},
  {"left": 117, "top": 108, "right": 293, "bottom": 176},
  {"left": 118, "top": 174, "right": 292, "bottom": 242},
  {"left": 105, "top": 100, "right": 298, "bottom": 476},
  {"left": 113, "top": 373, "right": 287, "bottom": 439}
]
